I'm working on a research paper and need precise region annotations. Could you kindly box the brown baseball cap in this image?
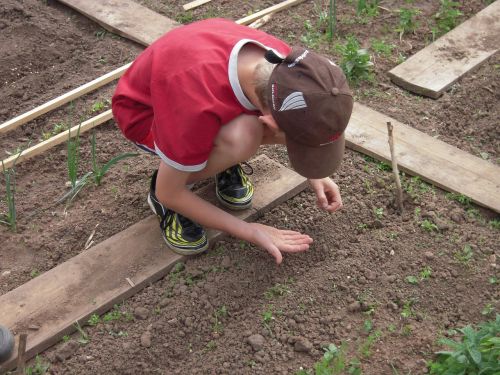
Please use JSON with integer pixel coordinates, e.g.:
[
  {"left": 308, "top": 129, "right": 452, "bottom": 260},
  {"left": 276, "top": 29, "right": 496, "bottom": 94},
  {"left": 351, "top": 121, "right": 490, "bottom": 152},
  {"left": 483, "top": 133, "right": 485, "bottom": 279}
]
[{"left": 266, "top": 46, "right": 353, "bottom": 179}]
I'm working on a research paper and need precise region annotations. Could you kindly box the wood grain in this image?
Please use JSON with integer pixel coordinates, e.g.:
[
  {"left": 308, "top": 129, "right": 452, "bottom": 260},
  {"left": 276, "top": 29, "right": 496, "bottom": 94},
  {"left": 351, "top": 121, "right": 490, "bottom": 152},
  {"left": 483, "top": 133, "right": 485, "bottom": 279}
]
[{"left": 388, "top": 1, "right": 500, "bottom": 98}]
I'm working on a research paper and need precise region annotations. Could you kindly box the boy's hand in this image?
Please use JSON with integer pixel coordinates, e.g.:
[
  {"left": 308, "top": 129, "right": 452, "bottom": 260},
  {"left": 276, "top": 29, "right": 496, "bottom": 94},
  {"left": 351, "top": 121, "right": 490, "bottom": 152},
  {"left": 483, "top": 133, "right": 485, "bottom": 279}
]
[
  {"left": 308, "top": 178, "right": 343, "bottom": 213},
  {"left": 248, "top": 223, "right": 313, "bottom": 265}
]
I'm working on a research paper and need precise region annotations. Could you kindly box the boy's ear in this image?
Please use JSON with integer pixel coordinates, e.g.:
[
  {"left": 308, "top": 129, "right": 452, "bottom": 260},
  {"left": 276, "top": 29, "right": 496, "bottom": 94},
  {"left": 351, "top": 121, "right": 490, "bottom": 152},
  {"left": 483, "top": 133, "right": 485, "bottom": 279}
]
[{"left": 258, "top": 114, "right": 280, "bottom": 133}]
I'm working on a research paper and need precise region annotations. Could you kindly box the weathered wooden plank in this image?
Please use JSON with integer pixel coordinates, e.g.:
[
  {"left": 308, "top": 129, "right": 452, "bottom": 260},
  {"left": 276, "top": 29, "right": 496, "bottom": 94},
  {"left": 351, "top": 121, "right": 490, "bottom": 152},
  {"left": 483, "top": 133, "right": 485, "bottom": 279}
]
[
  {"left": 236, "top": 0, "right": 306, "bottom": 25},
  {"left": 57, "top": 0, "right": 179, "bottom": 46},
  {"left": 183, "top": 0, "right": 212, "bottom": 11},
  {"left": 1, "top": 110, "right": 113, "bottom": 170},
  {"left": 388, "top": 1, "right": 500, "bottom": 98},
  {"left": 347, "top": 103, "right": 500, "bottom": 212},
  {"left": 0, "top": 155, "right": 308, "bottom": 373}
]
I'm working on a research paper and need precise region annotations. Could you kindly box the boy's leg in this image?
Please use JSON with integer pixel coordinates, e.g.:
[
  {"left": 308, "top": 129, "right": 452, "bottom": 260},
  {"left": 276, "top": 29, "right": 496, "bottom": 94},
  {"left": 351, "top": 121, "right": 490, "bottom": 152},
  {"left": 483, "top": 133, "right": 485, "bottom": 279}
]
[{"left": 185, "top": 114, "right": 264, "bottom": 184}]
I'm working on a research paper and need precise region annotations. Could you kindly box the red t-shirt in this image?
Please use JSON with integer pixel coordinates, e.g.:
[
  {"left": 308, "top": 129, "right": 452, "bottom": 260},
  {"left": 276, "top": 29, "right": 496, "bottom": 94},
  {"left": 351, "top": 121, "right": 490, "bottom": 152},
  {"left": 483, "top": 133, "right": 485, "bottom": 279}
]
[{"left": 112, "top": 18, "right": 290, "bottom": 172}]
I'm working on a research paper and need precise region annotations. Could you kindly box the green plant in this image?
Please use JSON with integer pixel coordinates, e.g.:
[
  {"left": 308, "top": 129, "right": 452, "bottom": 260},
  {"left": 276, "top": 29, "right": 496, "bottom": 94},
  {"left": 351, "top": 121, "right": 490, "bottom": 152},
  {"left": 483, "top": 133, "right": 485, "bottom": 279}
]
[
  {"left": 1, "top": 150, "right": 24, "bottom": 231},
  {"left": 359, "top": 330, "right": 382, "bottom": 357},
  {"left": 432, "top": 0, "right": 462, "bottom": 39},
  {"left": 446, "top": 192, "right": 471, "bottom": 207},
  {"left": 90, "top": 132, "right": 138, "bottom": 186},
  {"left": 401, "top": 300, "right": 415, "bottom": 318},
  {"left": 481, "top": 303, "right": 495, "bottom": 316},
  {"left": 370, "top": 38, "right": 395, "bottom": 56},
  {"left": 175, "top": 11, "right": 194, "bottom": 24},
  {"left": 335, "top": 35, "right": 373, "bottom": 84},
  {"left": 403, "top": 175, "right": 434, "bottom": 199},
  {"left": 489, "top": 277, "right": 498, "bottom": 285},
  {"left": 30, "top": 269, "right": 40, "bottom": 278},
  {"left": 213, "top": 305, "right": 228, "bottom": 333},
  {"left": 41, "top": 122, "right": 68, "bottom": 141},
  {"left": 62, "top": 335, "right": 70, "bottom": 342},
  {"left": 88, "top": 314, "right": 100, "bottom": 326},
  {"left": 25, "top": 355, "right": 50, "bottom": 375},
  {"left": 356, "top": 0, "right": 379, "bottom": 17},
  {"left": 427, "top": 314, "right": 500, "bottom": 374},
  {"left": 74, "top": 322, "right": 89, "bottom": 344},
  {"left": 328, "top": 0, "right": 337, "bottom": 40},
  {"left": 396, "top": 8, "right": 421, "bottom": 39},
  {"left": 103, "top": 305, "right": 123, "bottom": 322},
  {"left": 420, "top": 266, "right": 432, "bottom": 280},
  {"left": 374, "top": 207, "right": 384, "bottom": 219},
  {"left": 296, "top": 343, "right": 361, "bottom": 375},
  {"left": 265, "top": 281, "right": 291, "bottom": 299},
  {"left": 405, "top": 275, "right": 419, "bottom": 285},
  {"left": 454, "top": 244, "right": 473, "bottom": 264},
  {"left": 488, "top": 219, "right": 500, "bottom": 230},
  {"left": 91, "top": 101, "right": 107, "bottom": 112},
  {"left": 421, "top": 219, "right": 438, "bottom": 232}
]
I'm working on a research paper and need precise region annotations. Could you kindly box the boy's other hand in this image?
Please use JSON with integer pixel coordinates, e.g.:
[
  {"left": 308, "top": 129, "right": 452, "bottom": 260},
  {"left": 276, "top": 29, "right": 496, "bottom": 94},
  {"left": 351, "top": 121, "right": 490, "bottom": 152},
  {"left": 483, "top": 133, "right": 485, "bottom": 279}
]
[
  {"left": 309, "top": 178, "right": 343, "bottom": 213},
  {"left": 248, "top": 223, "right": 313, "bottom": 265}
]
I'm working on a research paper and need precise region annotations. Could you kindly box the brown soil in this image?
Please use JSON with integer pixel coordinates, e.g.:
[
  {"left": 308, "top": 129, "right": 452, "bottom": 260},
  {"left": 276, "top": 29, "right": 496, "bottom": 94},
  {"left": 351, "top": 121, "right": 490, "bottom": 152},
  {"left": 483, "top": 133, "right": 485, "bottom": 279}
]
[{"left": 0, "top": 0, "right": 499, "bottom": 374}]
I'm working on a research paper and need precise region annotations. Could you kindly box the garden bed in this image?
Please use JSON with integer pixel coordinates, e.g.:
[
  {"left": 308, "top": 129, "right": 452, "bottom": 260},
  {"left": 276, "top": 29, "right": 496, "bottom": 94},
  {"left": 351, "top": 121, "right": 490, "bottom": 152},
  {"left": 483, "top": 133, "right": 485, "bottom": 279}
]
[{"left": 0, "top": 0, "right": 498, "bottom": 374}]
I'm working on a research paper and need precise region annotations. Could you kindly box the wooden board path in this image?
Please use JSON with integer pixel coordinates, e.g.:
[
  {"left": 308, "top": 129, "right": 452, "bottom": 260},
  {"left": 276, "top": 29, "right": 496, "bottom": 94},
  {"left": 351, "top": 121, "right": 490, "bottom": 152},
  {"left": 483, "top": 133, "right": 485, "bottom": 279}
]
[
  {"left": 57, "top": 0, "right": 179, "bottom": 46},
  {"left": 388, "top": 1, "right": 500, "bottom": 98},
  {"left": 347, "top": 103, "right": 500, "bottom": 212},
  {"left": 0, "top": 155, "right": 308, "bottom": 373}
]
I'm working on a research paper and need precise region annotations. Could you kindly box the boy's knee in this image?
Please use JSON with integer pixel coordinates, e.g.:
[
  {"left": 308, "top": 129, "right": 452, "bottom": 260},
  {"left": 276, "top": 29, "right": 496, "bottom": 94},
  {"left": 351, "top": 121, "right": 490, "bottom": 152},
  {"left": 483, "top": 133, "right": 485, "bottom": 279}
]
[{"left": 216, "top": 115, "right": 263, "bottom": 158}]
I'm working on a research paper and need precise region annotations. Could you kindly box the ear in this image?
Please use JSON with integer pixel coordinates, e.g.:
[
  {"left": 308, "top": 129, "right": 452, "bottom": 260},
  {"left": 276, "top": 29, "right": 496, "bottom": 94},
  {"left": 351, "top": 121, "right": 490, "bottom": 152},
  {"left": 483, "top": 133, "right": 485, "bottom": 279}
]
[{"left": 258, "top": 114, "right": 280, "bottom": 133}]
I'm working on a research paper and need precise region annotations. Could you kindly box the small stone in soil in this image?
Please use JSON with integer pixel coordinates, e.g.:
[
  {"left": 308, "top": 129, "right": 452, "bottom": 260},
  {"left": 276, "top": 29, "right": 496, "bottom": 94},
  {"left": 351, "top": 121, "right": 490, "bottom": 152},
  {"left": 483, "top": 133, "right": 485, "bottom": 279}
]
[
  {"left": 247, "top": 334, "right": 265, "bottom": 351},
  {"left": 294, "top": 337, "right": 313, "bottom": 353},
  {"left": 55, "top": 340, "right": 79, "bottom": 361},
  {"left": 134, "top": 307, "right": 149, "bottom": 320},
  {"left": 424, "top": 251, "right": 435, "bottom": 260},
  {"left": 140, "top": 331, "right": 152, "bottom": 348}
]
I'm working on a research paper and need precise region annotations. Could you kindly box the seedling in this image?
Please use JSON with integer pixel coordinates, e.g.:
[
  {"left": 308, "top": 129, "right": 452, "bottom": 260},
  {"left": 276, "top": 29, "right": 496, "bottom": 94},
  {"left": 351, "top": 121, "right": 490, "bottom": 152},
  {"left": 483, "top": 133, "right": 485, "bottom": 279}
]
[
  {"left": 356, "top": 0, "right": 379, "bottom": 17},
  {"left": 62, "top": 335, "right": 70, "bottom": 342},
  {"left": 335, "top": 36, "right": 373, "bottom": 84},
  {"left": 30, "top": 269, "right": 40, "bottom": 278},
  {"left": 103, "top": 305, "right": 123, "bottom": 322},
  {"left": 296, "top": 343, "right": 351, "bottom": 375},
  {"left": 1, "top": 150, "right": 24, "bottom": 231},
  {"left": 481, "top": 303, "right": 495, "bottom": 316},
  {"left": 374, "top": 207, "right": 384, "bottom": 219},
  {"left": 401, "top": 300, "right": 415, "bottom": 319},
  {"left": 446, "top": 192, "right": 471, "bottom": 207},
  {"left": 432, "top": 0, "right": 462, "bottom": 39},
  {"left": 88, "top": 314, "right": 100, "bottom": 326},
  {"left": 41, "top": 122, "right": 68, "bottom": 141},
  {"left": 91, "top": 100, "right": 107, "bottom": 113},
  {"left": 421, "top": 219, "right": 438, "bottom": 232},
  {"left": 427, "top": 315, "right": 500, "bottom": 374},
  {"left": 405, "top": 275, "right": 419, "bottom": 285},
  {"left": 420, "top": 266, "right": 432, "bottom": 280},
  {"left": 488, "top": 219, "right": 500, "bottom": 230},
  {"left": 371, "top": 38, "right": 395, "bottom": 56},
  {"left": 25, "top": 355, "right": 50, "bottom": 375},
  {"left": 264, "top": 281, "right": 292, "bottom": 299},
  {"left": 395, "top": 8, "right": 421, "bottom": 39},
  {"left": 213, "top": 305, "right": 228, "bottom": 333},
  {"left": 454, "top": 244, "right": 473, "bottom": 264},
  {"left": 74, "top": 322, "right": 89, "bottom": 344},
  {"left": 489, "top": 277, "right": 498, "bottom": 285},
  {"left": 363, "top": 319, "right": 373, "bottom": 333},
  {"left": 205, "top": 340, "right": 217, "bottom": 351},
  {"left": 359, "top": 330, "right": 382, "bottom": 358}
]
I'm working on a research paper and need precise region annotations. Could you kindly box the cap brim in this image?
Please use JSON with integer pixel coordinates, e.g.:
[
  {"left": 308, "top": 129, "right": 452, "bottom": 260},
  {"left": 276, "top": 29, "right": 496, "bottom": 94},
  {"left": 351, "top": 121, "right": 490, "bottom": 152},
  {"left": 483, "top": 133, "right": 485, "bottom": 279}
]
[{"left": 286, "top": 133, "right": 345, "bottom": 179}]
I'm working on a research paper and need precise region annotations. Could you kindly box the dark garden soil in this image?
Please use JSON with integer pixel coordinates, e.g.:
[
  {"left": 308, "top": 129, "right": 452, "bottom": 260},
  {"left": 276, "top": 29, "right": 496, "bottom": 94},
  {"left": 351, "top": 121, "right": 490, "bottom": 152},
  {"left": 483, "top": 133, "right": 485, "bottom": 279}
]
[{"left": 0, "top": 0, "right": 499, "bottom": 374}]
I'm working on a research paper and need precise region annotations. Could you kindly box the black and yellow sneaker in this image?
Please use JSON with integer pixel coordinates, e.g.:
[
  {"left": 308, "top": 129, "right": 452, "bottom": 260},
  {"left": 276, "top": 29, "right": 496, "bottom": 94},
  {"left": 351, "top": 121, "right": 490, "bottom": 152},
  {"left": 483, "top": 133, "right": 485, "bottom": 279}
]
[
  {"left": 147, "top": 170, "right": 209, "bottom": 255},
  {"left": 215, "top": 163, "right": 254, "bottom": 210}
]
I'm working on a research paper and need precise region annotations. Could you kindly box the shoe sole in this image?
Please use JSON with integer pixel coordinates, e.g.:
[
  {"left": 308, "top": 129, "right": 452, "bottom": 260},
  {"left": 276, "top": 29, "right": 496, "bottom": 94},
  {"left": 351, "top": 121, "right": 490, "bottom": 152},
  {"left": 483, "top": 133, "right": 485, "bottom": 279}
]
[
  {"left": 147, "top": 195, "right": 209, "bottom": 256},
  {"left": 216, "top": 194, "right": 253, "bottom": 211}
]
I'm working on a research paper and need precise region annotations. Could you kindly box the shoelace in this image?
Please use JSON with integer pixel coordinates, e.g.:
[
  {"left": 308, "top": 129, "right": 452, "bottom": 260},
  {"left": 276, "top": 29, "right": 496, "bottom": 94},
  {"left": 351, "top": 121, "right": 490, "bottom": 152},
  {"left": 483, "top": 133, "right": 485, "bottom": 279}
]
[{"left": 219, "top": 163, "right": 253, "bottom": 187}]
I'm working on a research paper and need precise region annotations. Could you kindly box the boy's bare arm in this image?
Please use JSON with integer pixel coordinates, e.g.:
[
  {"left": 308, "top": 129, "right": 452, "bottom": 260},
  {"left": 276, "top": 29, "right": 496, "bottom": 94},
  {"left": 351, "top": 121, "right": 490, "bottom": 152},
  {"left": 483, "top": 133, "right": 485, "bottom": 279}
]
[{"left": 155, "top": 161, "right": 313, "bottom": 264}]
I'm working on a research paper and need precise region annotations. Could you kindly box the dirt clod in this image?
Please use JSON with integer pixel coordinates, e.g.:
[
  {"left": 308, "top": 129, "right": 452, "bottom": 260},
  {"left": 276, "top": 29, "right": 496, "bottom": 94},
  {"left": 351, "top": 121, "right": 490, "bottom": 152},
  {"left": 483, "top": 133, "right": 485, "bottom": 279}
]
[
  {"left": 140, "top": 331, "right": 152, "bottom": 348},
  {"left": 294, "top": 337, "right": 313, "bottom": 353},
  {"left": 55, "top": 340, "right": 79, "bottom": 362},
  {"left": 247, "top": 334, "right": 265, "bottom": 351},
  {"left": 134, "top": 307, "right": 149, "bottom": 320}
]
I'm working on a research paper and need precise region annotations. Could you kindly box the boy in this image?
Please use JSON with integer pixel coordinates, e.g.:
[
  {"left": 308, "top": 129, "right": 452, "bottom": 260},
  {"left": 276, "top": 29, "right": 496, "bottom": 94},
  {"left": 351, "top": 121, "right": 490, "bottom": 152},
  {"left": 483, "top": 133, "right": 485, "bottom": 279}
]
[{"left": 112, "top": 18, "right": 353, "bottom": 265}]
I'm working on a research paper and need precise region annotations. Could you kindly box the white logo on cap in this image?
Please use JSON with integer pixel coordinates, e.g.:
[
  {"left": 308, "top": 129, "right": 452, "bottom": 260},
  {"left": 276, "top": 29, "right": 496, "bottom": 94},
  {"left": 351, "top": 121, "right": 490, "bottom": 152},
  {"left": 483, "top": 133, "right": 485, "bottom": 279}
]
[
  {"left": 279, "top": 92, "right": 307, "bottom": 111},
  {"left": 288, "top": 50, "right": 309, "bottom": 68}
]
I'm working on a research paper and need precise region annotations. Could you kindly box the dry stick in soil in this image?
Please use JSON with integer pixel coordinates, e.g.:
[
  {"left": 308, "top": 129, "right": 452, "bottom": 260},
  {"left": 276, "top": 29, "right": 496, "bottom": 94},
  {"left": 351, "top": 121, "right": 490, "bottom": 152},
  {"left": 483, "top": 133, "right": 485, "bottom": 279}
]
[
  {"left": 387, "top": 121, "right": 404, "bottom": 214},
  {"left": 15, "top": 333, "right": 27, "bottom": 375},
  {"left": 182, "top": 0, "right": 212, "bottom": 11}
]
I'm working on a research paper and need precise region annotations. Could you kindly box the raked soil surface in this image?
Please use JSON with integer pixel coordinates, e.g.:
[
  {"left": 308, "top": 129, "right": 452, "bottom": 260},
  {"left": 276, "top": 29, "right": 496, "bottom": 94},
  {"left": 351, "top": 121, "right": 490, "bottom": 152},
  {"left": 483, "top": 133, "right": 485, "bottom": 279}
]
[{"left": 0, "top": 0, "right": 498, "bottom": 374}]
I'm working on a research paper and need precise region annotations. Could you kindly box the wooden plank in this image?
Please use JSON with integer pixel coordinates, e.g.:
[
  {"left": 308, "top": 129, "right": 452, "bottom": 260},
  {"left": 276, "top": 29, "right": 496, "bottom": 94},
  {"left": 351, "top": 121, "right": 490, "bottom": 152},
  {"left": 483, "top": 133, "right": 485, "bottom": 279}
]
[
  {"left": 0, "top": 63, "right": 131, "bottom": 135},
  {"left": 388, "top": 1, "right": 500, "bottom": 98},
  {"left": 57, "top": 0, "right": 179, "bottom": 47},
  {"left": 236, "top": 0, "right": 307, "bottom": 25},
  {"left": 346, "top": 103, "right": 500, "bottom": 212},
  {"left": 0, "top": 155, "right": 307, "bottom": 373},
  {"left": 183, "top": 0, "right": 212, "bottom": 11},
  {"left": 1, "top": 111, "right": 112, "bottom": 170}
]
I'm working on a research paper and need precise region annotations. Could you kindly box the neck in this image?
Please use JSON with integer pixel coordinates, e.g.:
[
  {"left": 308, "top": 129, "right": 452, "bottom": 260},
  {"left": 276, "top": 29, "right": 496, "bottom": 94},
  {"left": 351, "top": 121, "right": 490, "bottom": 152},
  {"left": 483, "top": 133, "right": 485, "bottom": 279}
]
[{"left": 237, "top": 44, "right": 266, "bottom": 112}]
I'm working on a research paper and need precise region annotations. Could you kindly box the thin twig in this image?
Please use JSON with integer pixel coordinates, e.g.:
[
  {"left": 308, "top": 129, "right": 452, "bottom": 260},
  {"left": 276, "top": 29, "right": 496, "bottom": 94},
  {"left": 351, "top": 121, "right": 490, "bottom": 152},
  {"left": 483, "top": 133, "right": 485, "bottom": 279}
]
[
  {"left": 16, "top": 333, "right": 28, "bottom": 374},
  {"left": 387, "top": 122, "right": 404, "bottom": 215}
]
